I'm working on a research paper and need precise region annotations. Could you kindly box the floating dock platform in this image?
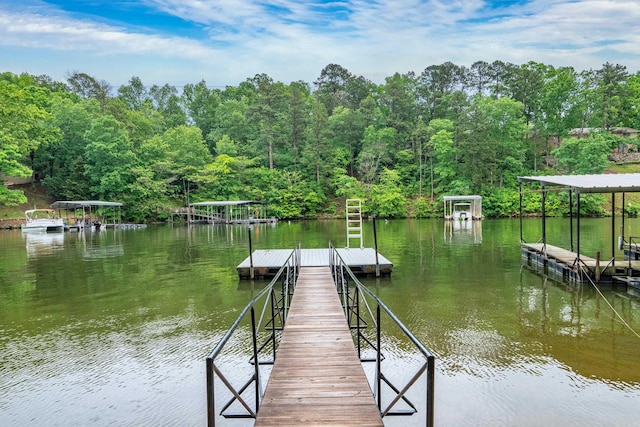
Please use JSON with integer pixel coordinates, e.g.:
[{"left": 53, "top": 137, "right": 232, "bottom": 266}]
[
  {"left": 237, "top": 248, "right": 392, "bottom": 279},
  {"left": 522, "top": 242, "right": 640, "bottom": 285}
]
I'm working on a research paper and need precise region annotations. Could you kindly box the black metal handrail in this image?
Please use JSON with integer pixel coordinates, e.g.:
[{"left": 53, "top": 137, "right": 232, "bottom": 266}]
[
  {"left": 205, "top": 245, "right": 300, "bottom": 427},
  {"left": 329, "top": 244, "right": 436, "bottom": 427}
]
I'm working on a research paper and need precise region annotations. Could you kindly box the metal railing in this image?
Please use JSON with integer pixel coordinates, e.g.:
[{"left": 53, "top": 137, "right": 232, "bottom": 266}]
[
  {"left": 205, "top": 246, "right": 300, "bottom": 426},
  {"left": 329, "top": 244, "right": 436, "bottom": 427}
]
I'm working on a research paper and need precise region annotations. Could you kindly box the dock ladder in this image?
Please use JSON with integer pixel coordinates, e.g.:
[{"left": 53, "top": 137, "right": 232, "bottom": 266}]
[{"left": 346, "top": 199, "right": 363, "bottom": 248}]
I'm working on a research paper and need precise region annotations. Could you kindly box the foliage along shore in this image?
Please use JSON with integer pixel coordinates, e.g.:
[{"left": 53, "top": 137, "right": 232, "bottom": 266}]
[{"left": 2, "top": 61, "right": 640, "bottom": 222}]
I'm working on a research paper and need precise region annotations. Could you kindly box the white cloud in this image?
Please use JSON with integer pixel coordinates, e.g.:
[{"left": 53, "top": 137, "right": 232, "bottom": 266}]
[
  {"left": 0, "top": 0, "right": 638, "bottom": 88},
  {"left": 0, "top": 9, "right": 219, "bottom": 59}
]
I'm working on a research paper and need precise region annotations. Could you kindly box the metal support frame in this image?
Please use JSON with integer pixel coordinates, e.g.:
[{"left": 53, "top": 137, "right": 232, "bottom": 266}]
[
  {"left": 205, "top": 247, "right": 300, "bottom": 426},
  {"left": 330, "top": 246, "right": 436, "bottom": 427}
]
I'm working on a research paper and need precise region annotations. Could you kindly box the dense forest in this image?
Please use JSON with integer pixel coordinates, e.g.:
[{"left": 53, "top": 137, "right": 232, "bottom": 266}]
[{"left": 1, "top": 60, "right": 639, "bottom": 221}]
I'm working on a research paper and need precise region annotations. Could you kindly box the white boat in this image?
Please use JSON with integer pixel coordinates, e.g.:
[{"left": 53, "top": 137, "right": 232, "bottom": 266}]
[
  {"left": 452, "top": 202, "right": 472, "bottom": 220},
  {"left": 21, "top": 209, "right": 65, "bottom": 232}
]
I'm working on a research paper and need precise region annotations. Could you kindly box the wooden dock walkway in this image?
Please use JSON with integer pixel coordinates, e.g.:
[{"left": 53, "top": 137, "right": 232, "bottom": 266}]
[
  {"left": 255, "top": 266, "right": 383, "bottom": 427},
  {"left": 237, "top": 248, "right": 393, "bottom": 278}
]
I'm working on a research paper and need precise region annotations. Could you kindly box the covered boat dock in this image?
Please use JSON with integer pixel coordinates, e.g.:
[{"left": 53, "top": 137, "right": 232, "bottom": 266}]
[
  {"left": 180, "top": 200, "right": 276, "bottom": 224},
  {"left": 443, "top": 195, "right": 482, "bottom": 220},
  {"left": 50, "top": 200, "right": 123, "bottom": 230},
  {"left": 518, "top": 173, "right": 640, "bottom": 291}
]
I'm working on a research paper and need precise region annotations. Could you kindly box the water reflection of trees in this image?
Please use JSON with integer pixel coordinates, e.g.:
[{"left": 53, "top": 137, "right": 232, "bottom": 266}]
[{"left": 519, "top": 269, "right": 640, "bottom": 384}]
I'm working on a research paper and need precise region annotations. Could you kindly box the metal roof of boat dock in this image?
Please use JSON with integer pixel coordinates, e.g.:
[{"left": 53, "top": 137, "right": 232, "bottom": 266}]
[
  {"left": 518, "top": 173, "right": 640, "bottom": 193},
  {"left": 50, "top": 200, "right": 123, "bottom": 209},
  {"left": 189, "top": 200, "right": 264, "bottom": 206},
  {"left": 443, "top": 195, "right": 482, "bottom": 201}
]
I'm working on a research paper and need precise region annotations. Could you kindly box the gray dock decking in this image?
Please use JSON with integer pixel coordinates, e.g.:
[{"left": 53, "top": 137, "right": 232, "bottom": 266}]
[{"left": 237, "top": 248, "right": 393, "bottom": 278}]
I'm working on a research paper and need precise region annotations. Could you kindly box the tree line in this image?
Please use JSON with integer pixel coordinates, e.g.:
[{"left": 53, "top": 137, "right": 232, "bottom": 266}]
[{"left": 1, "top": 60, "right": 638, "bottom": 221}]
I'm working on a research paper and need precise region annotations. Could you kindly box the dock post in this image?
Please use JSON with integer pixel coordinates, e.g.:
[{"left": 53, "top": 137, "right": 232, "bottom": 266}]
[
  {"left": 596, "top": 251, "right": 601, "bottom": 285},
  {"left": 373, "top": 216, "right": 380, "bottom": 277},
  {"left": 611, "top": 194, "right": 615, "bottom": 268},
  {"left": 569, "top": 190, "right": 574, "bottom": 252},
  {"left": 248, "top": 225, "right": 254, "bottom": 280}
]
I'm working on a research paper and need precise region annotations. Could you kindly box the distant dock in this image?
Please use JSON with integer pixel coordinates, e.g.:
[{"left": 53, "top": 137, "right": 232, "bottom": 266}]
[{"left": 237, "top": 248, "right": 393, "bottom": 278}]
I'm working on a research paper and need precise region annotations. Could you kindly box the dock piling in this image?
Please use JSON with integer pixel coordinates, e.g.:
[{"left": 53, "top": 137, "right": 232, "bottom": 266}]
[
  {"left": 373, "top": 216, "right": 380, "bottom": 277},
  {"left": 248, "top": 226, "right": 254, "bottom": 280}
]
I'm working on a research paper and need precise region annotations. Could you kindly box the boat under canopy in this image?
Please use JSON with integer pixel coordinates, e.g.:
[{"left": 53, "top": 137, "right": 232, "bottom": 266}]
[
  {"left": 50, "top": 200, "right": 123, "bottom": 229},
  {"left": 443, "top": 195, "right": 482, "bottom": 220}
]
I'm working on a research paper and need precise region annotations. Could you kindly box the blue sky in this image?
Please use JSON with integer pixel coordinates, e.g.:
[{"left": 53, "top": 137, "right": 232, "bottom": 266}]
[{"left": 0, "top": 0, "right": 638, "bottom": 89}]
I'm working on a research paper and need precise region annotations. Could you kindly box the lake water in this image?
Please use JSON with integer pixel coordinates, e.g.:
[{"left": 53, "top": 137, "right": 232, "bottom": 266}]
[{"left": 1, "top": 219, "right": 639, "bottom": 426}]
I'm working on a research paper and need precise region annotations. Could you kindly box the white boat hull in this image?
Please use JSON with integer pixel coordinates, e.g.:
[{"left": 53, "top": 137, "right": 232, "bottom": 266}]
[{"left": 21, "top": 209, "right": 65, "bottom": 233}]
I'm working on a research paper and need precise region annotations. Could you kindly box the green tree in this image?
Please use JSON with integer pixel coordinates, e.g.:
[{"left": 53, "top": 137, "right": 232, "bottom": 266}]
[
  {"left": 594, "top": 62, "right": 630, "bottom": 129},
  {"left": 161, "top": 125, "right": 212, "bottom": 203},
  {"left": 246, "top": 74, "right": 287, "bottom": 169},
  {"left": 0, "top": 79, "right": 57, "bottom": 205},
  {"left": 287, "top": 81, "right": 311, "bottom": 171},
  {"left": 369, "top": 168, "right": 406, "bottom": 218},
  {"left": 314, "top": 63, "right": 353, "bottom": 115},
  {"left": 329, "top": 106, "right": 365, "bottom": 176},
  {"left": 536, "top": 66, "right": 580, "bottom": 169},
  {"left": 67, "top": 71, "right": 112, "bottom": 112},
  {"left": 149, "top": 83, "right": 186, "bottom": 128},
  {"left": 418, "top": 62, "right": 466, "bottom": 121},
  {"left": 193, "top": 154, "right": 254, "bottom": 201},
  {"left": 208, "top": 99, "right": 249, "bottom": 152},
  {"left": 427, "top": 119, "right": 456, "bottom": 194},
  {"left": 458, "top": 96, "right": 527, "bottom": 190},
  {"left": 379, "top": 72, "right": 417, "bottom": 152},
  {"left": 117, "top": 76, "right": 148, "bottom": 111},
  {"left": 42, "top": 97, "right": 98, "bottom": 199},
  {"left": 182, "top": 80, "right": 220, "bottom": 151},
  {"left": 552, "top": 134, "right": 611, "bottom": 174},
  {"left": 357, "top": 126, "right": 396, "bottom": 184},
  {"left": 301, "top": 100, "right": 332, "bottom": 184},
  {"left": 84, "top": 116, "right": 137, "bottom": 200}
]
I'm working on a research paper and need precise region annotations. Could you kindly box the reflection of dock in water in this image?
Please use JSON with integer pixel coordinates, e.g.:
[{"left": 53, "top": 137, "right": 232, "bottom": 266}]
[
  {"left": 444, "top": 219, "right": 482, "bottom": 244},
  {"left": 76, "top": 228, "right": 125, "bottom": 259}
]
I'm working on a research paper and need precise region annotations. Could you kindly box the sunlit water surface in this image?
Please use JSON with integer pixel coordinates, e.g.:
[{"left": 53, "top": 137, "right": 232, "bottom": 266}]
[{"left": 1, "top": 219, "right": 639, "bottom": 426}]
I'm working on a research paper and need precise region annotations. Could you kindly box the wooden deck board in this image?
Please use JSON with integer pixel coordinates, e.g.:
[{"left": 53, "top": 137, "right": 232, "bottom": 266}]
[
  {"left": 522, "top": 242, "right": 604, "bottom": 267},
  {"left": 254, "top": 266, "right": 383, "bottom": 427}
]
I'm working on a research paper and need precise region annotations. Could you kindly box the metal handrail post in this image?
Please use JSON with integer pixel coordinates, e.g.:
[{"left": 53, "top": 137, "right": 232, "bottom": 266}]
[
  {"left": 270, "top": 289, "right": 277, "bottom": 362},
  {"left": 427, "top": 356, "right": 435, "bottom": 427},
  {"left": 376, "top": 304, "right": 382, "bottom": 411},
  {"left": 206, "top": 357, "right": 216, "bottom": 427},
  {"left": 250, "top": 307, "right": 261, "bottom": 413},
  {"left": 612, "top": 193, "right": 616, "bottom": 267},
  {"left": 356, "top": 286, "right": 361, "bottom": 358}
]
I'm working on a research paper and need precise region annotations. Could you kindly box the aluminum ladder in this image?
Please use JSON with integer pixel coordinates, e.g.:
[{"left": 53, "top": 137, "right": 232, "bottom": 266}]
[{"left": 346, "top": 199, "right": 363, "bottom": 248}]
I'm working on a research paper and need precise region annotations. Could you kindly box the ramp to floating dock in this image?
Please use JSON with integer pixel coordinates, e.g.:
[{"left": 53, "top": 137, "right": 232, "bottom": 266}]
[
  {"left": 254, "top": 266, "right": 383, "bottom": 427},
  {"left": 237, "top": 248, "right": 393, "bottom": 278}
]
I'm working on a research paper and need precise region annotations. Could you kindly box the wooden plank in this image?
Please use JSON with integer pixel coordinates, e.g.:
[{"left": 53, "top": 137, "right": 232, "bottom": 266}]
[
  {"left": 522, "top": 243, "right": 597, "bottom": 263},
  {"left": 255, "top": 266, "right": 383, "bottom": 427}
]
